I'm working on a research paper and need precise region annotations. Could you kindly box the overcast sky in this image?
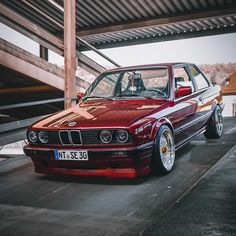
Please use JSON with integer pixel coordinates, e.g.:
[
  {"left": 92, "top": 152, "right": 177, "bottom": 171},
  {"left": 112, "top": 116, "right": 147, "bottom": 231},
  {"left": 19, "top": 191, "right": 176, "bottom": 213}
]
[{"left": 1, "top": 22, "right": 236, "bottom": 67}]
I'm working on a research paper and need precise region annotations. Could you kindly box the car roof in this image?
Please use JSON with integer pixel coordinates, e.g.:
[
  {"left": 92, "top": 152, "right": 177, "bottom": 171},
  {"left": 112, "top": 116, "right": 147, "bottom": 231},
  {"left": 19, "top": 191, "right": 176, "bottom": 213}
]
[{"left": 106, "top": 62, "right": 195, "bottom": 72}]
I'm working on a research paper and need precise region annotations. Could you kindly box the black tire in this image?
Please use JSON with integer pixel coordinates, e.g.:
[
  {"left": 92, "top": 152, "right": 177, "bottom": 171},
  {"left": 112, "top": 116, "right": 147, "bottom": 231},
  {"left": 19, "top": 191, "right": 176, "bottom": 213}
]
[
  {"left": 151, "top": 125, "right": 175, "bottom": 175},
  {"left": 204, "top": 105, "right": 223, "bottom": 139}
]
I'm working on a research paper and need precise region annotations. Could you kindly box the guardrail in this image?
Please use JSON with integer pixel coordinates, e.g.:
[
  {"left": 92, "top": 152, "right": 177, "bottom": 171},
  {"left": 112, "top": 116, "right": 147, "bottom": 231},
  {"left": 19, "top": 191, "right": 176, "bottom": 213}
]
[
  {"left": 0, "top": 116, "right": 44, "bottom": 146},
  {"left": 0, "top": 98, "right": 68, "bottom": 146},
  {"left": 0, "top": 98, "right": 64, "bottom": 111}
]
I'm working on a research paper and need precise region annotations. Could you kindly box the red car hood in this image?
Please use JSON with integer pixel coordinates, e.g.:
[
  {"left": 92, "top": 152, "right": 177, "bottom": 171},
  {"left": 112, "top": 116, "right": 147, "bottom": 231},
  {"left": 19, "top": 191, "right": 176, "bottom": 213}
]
[{"left": 32, "top": 99, "right": 169, "bottom": 129}]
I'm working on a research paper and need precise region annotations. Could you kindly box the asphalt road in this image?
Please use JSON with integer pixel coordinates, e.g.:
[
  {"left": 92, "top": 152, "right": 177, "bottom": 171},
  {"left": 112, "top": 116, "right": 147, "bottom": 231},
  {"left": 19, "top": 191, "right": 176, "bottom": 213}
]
[{"left": 0, "top": 117, "right": 235, "bottom": 236}]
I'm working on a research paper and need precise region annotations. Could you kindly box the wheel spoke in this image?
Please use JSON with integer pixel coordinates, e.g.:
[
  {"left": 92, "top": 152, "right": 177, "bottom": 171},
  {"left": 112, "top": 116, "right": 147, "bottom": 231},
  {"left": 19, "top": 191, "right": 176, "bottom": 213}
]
[
  {"left": 216, "top": 109, "right": 223, "bottom": 135},
  {"left": 159, "top": 129, "right": 175, "bottom": 171}
]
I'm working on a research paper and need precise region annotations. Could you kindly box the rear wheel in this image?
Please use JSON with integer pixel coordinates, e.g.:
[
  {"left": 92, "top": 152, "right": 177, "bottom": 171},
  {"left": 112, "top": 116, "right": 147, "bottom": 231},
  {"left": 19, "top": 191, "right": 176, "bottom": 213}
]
[
  {"left": 204, "top": 105, "right": 223, "bottom": 139},
  {"left": 151, "top": 125, "right": 175, "bottom": 174}
]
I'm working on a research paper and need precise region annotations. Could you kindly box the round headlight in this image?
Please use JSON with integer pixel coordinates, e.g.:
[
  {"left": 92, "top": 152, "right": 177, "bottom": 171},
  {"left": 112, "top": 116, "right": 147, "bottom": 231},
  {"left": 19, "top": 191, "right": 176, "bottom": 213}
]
[
  {"left": 28, "top": 131, "right": 38, "bottom": 143},
  {"left": 100, "top": 130, "right": 112, "bottom": 144},
  {"left": 38, "top": 131, "right": 49, "bottom": 144},
  {"left": 116, "top": 130, "right": 129, "bottom": 143}
]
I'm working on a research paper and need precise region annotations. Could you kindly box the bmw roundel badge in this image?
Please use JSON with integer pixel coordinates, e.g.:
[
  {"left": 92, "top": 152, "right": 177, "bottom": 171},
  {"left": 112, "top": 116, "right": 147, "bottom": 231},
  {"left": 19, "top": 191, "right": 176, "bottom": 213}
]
[{"left": 68, "top": 122, "right": 77, "bottom": 127}]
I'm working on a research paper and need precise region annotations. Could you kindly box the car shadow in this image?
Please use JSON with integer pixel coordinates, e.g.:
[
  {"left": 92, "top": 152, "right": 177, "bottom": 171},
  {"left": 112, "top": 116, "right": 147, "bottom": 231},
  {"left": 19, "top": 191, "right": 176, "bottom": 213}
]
[
  {"left": 39, "top": 173, "right": 149, "bottom": 185},
  {"left": 37, "top": 144, "right": 195, "bottom": 185},
  {"left": 175, "top": 143, "right": 193, "bottom": 159}
]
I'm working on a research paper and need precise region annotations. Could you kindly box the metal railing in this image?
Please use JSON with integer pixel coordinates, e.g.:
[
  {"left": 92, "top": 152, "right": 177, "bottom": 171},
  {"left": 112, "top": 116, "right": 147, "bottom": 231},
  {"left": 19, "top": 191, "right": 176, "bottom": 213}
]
[
  {"left": 0, "top": 98, "right": 64, "bottom": 111},
  {"left": 0, "top": 98, "right": 67, "bottom": 146}
]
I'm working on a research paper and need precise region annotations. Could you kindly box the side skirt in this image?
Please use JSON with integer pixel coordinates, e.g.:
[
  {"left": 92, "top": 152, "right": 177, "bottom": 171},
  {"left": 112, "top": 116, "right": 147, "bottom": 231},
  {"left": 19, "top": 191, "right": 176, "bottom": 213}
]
[{"left": 175, "top": 126, "right": 206, "bottom": 151}]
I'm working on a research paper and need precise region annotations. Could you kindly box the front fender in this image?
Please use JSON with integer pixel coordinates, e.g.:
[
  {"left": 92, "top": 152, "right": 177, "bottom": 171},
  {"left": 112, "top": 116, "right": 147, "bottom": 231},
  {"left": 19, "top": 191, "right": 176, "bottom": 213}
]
[{"left": 150, "top": 117, "right": 174, "bottom": 140}]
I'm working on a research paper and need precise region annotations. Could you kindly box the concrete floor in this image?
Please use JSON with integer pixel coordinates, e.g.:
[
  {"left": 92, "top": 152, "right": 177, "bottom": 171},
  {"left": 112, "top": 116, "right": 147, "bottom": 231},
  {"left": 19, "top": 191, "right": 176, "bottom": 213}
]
[
  {"left": 143, "top": 144, "right": 236, "bottom": 236},
  {"left": 0, "top": 117, "right": 235, "bottom": 236}
]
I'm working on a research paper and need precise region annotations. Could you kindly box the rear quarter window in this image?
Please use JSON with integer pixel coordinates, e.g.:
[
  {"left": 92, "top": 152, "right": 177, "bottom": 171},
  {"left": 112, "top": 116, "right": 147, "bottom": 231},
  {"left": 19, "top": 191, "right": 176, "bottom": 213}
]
[{"left": 189, "top": 66, "right": 209, "bottom": 90}]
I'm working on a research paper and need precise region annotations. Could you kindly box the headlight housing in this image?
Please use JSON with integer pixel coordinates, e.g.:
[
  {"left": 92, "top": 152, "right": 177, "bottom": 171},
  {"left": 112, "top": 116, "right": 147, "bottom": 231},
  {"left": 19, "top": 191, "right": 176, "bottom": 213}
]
[
  {"left": 28, "top": 131, "right": 38, "bottom": 143},
  {"left": 38, "top": 131, "right": 49, "bottom": 144},
  {"left": 116, "top": 130, "right": 129, "bottom": 143},
  {"left": 100, "top": 130, "right": 112, "bottom": 144}
]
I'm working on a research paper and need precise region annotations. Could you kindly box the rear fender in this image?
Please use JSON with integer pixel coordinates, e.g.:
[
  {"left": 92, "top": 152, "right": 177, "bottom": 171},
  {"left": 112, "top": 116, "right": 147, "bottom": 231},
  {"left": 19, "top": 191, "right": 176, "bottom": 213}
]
[
  {"left": 211, "top": 86, "right": 224, "bottom": 112},
  {"left": 210, "top": 98, "right": 224, "bottom": 116}
]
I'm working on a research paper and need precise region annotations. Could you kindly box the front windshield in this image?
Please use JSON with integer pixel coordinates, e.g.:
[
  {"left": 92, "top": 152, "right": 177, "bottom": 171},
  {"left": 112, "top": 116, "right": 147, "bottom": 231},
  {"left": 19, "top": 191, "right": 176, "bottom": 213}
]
[{"left": 84, "top": 67, "right": 169, "bottom": 100}]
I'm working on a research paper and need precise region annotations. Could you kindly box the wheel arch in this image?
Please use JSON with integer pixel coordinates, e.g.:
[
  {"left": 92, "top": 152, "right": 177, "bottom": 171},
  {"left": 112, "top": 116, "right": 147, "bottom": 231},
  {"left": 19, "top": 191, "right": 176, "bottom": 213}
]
[
  {"left": 151, "top": 117, "right": 174, "bottom": 141},
  {"left": 150, "top": 118, "right": 176, "bottom": 174},
  {"left": 208, "top": 100, "right": 223, "bottom": 123},
  {"left": 204, "top": 102, "right": 223, "bottom": 139},
  {"left": 211, "top": 99, "right": 220, "bottom": 111}
]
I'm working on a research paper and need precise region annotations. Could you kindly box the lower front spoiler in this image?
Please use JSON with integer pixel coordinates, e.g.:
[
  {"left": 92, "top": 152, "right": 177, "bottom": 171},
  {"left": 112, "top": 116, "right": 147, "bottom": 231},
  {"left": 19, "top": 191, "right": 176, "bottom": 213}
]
[
  {"left": 35, "top": 166, "right": 150, "bottom": 178},
  {"left": 24, "top": 143, "right": 153, "bottom": 178}
]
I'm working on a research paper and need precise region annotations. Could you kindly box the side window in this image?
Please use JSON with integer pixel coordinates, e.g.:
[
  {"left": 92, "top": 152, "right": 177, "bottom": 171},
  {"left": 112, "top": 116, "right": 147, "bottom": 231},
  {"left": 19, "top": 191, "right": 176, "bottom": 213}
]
[
  {"left": 173, "top": 67, "right": 195, "bottom": 92},
  {"left": 189, "top": 66, "right": 209, "bottom": 90}
]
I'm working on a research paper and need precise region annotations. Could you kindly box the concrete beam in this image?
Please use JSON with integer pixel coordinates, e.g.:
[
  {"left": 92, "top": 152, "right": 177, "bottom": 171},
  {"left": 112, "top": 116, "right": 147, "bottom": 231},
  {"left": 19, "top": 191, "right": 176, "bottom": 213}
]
[
  {"left": 78, "top": 37, "right": 120, "bottom": 67},
  {"left": 77, "top": 53, "right": 106, "bottom": 76},
  {"left": 0, "top": 39, "right": 89, "bottom": 92},
  {"left": 40, "top": 45, "right": 48, "bottom": 61},
  {"left": 78, "top": 7, "right": 236, "bottom": 37},
  {"left": 0, "top": 3, "right": 63, "bottom": 55},
  {"left": 0, "top": 49, "right": 66, "bottom": 90},
  {"left": 0, "top": 3, "right": 105, "bottom": 76},
  {"left": 79, "top": 25, "right": 236, "bottom": 51}
]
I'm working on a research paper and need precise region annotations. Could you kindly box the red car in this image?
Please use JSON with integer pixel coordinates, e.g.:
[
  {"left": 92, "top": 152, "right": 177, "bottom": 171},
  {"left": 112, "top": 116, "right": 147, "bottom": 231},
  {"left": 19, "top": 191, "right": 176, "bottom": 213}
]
[{"left": 24, "top": 63, "right": 224, "bottom": 178}]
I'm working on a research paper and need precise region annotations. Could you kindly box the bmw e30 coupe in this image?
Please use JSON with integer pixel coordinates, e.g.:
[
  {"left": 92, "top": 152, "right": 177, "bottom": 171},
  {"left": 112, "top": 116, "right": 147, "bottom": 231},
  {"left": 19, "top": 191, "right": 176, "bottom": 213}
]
[{"left": 24, "top": 63, "right": 224, "bottom": 178}]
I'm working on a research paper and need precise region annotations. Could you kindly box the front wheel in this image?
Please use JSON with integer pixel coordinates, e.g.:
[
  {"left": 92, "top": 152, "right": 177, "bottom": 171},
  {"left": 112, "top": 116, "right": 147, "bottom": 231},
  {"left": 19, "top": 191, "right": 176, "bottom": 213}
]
[
  {"left": 204, "top": 105, "right": 223, "bottom": 139},
  {"left": 151, "top": 125, "right": 175, "bottom": 174}
]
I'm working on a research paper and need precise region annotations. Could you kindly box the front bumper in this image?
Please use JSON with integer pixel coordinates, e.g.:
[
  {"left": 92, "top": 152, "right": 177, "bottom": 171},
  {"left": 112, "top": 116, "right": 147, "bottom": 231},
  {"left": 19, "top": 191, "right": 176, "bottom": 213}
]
[{"left": 24, "top": 143, "right": 153, "bottom": 178}]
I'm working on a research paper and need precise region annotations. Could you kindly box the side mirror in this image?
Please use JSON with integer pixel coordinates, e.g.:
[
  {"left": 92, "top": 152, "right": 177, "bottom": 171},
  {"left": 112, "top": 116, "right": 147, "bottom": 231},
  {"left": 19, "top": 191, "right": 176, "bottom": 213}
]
[
  {"left": 77, "top": 92, "right": 84, "bottom": 102},
  {"left": 175, "top": 86, "right": 192, "bottom": 98}
]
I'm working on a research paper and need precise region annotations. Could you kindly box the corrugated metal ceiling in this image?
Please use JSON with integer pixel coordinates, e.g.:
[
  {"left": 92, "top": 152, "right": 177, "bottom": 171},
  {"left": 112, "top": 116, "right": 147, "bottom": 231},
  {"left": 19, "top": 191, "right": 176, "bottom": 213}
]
[{"left": 1, "top": 0, "right": 236, "bottom": 50}]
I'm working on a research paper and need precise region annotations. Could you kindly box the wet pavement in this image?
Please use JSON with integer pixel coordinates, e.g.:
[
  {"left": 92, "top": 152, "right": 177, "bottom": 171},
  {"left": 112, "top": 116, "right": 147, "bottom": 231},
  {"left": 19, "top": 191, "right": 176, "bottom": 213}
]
[{"left": 0, "top": 117, "right": 235, "bottom": 235}]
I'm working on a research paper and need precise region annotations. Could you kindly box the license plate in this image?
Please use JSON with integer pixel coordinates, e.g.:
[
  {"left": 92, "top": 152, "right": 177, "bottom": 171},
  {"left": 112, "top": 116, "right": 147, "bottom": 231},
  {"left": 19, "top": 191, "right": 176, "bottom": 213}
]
[{"left": 54, "top": 150, "right": 88, "bottom": 161}]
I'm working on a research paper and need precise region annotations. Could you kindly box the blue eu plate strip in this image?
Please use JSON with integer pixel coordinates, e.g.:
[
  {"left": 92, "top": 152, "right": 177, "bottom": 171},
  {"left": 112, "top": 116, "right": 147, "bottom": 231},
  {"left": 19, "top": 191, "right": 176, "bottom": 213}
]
[{"left": 54, "top": 150, "right": 59, "bottom": 160}]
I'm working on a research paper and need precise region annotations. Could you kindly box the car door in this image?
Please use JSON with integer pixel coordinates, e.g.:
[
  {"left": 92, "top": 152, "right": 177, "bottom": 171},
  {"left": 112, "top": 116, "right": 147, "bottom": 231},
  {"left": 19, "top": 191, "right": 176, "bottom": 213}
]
[
  {"left": 187, "top": 65, "right": 213, "bottom": 130},
  {"left": 172, "top": 65, "right": 199, "bottom": 145}
]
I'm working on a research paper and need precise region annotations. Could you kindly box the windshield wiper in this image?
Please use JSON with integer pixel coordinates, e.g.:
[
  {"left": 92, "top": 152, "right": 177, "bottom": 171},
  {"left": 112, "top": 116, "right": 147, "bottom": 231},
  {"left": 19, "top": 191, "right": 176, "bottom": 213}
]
[
  {"left": 82, "top": 96, "right": 113, "bottom": 101},
  {"left": 115, "top": 94, "right": 154, "bottom": 99}
]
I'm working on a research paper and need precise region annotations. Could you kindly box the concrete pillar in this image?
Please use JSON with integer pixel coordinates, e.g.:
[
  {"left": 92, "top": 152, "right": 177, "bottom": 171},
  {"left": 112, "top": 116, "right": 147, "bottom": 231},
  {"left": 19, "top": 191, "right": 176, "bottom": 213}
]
[
  {"left": 64, "top": 0, "right": 76, "bottom": 109},
  {"left": 39, "top": 45, "right": 48, "bottom": 61}
]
